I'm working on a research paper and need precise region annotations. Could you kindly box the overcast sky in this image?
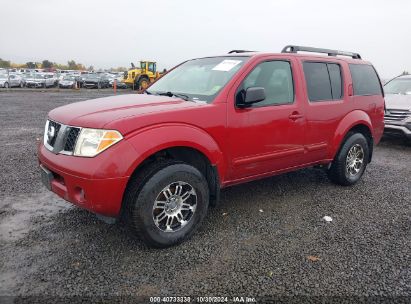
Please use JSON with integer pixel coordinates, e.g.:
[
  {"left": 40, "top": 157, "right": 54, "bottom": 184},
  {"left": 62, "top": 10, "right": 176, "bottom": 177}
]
[{"left": 0, "top": 0, "right": 409, "bottom": 79}]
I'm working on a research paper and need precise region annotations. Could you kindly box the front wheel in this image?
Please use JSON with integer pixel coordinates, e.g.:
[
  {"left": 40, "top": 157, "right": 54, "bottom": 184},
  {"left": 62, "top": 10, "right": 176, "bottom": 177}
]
[
  {"left": 137, "top": 77, "right": 149, "bottom": 91},
  {"left": 327, "top": 133, "right": 369, "bottom": 186},
  {"left": 123, "top": 161, "right": 209, "bottom": 247}
]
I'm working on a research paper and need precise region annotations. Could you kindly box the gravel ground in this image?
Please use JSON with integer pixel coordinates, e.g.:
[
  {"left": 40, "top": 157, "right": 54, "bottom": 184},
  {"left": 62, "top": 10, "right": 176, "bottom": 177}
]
[{"left": 0, "top": 90, "right": 410, "bottom": 302}]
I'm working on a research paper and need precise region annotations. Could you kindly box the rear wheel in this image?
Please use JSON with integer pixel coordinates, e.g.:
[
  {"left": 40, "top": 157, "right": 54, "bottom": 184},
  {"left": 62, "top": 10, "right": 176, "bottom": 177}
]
[
  {"left": 327, "top": 133, "right": 369, "bottom": 186},
  {"left": 123, "top": 160, "right": 209, "bottom": 247}
]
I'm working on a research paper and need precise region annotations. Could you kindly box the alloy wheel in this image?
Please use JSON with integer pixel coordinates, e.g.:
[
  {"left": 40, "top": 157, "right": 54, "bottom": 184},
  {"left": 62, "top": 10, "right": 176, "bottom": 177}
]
[
  {"left": 345, "top": 144, "right": 364, "bottom": 176},
  {"left": 152, "top": 181, "right": 197, "bottom": 232}
]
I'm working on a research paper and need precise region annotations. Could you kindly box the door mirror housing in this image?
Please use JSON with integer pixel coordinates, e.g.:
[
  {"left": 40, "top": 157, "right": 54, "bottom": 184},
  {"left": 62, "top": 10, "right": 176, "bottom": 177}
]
[{"left": 237, "top": 87, "right": 266, "bottom": 108}]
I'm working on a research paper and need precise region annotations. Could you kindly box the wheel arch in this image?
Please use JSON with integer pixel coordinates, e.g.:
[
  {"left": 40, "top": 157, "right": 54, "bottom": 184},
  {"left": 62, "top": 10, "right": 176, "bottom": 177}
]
[
  {"left": 331, "top": 110, "right": 374, "bottom": 162},
  {"left": 123, "top": 124, "right": 225, "bottom": 208}
]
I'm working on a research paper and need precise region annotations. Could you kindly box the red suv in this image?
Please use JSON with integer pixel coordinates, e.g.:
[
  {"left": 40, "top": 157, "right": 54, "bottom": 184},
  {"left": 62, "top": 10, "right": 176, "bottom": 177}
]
[{"left": 38, "top": 46, "right": 385, "bottom": 247}]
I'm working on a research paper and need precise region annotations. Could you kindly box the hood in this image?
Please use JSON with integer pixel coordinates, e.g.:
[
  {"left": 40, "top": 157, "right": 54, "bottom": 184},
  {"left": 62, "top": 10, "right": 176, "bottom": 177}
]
[
  {"left": 385, "top": 94, "right": 411, "bottom": 111},
  {"left": 48, "top": 94, "right": 204, "bottom": 132}
]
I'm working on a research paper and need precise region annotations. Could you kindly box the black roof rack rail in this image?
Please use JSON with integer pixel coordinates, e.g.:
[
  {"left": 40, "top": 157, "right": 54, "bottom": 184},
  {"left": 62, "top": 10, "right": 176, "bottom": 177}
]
[
  {"left": 281, "top": 45, "right": 361, "bottom": 59},
  {"left": 228, "top": 50, "right": 256, "bottom": 54}
]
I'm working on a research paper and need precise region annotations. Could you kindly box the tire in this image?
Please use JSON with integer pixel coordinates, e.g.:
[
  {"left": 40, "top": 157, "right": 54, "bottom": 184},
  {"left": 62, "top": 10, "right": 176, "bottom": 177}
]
[
  {"left": 123, "top": 160, "right": 209, "bottom": 248},
  {"left": 137, "top": 77, "right": 149, "bottom": 90},
  {"left": 4, "top": 82, "right": 9, "bottom": 89},
  {"left": 327, "top": 132, "right": 370, "bottom": 186}
]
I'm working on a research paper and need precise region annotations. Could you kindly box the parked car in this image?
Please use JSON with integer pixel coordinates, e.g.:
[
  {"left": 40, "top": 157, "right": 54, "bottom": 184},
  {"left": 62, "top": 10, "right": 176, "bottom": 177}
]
[
  {"left": 38, "top": 46, "right": 385, "bottom": 247},
  {"left": 59, "top": 76, "right": 76, "bottom": 89},
  {"left": 0, "top": 74, "right": 25, "bottom": 88},
  {"left": 109, "top": 77, "right": 128, "bottom": 88},
  {"left": 82, "top": 74, "right": 110, "bottom": 89},
  {"left": 0, "top": 74, "right": 10, "bottom": 88},
  {"left": 43, "top": 73, "right": 59, "bottom": 87},
  {"left": 383, "top": 74, "right": 411, "bottom": 142},
  {"left": 25, "top": 74, "right": 55, "bottom": 88},
  {"left": 9, "top": 74, "right": 25, "bottom": 87}
]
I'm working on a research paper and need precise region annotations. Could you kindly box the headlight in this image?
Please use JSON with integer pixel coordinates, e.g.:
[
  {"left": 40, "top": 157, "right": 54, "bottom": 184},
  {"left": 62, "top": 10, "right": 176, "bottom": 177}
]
[{"left": 74, "top": 128, "right": 123, "bottom": 157}]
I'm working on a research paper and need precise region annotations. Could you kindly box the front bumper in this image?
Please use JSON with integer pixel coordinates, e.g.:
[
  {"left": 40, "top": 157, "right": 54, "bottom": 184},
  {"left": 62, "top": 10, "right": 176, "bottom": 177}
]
[
  {"left": 38, "top": 141, "right": 137, "bottom": 217},
  {"left": 83, "top": 82, "right": 98, "bottom": 88},
  {"left": 26, "top": 82, "right": 43, "bottom": 88},
  {"left": 384, "top": 122, "right": 411, "bottom": 139}
]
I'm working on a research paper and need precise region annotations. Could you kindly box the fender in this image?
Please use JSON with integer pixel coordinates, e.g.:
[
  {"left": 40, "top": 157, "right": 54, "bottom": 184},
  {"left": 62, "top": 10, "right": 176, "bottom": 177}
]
[
  {"left": 124, "top": 123, "right": 225, "bottom": 180},
  {"left": 330, "top": 110, "right": 373, "bottom": 159}
]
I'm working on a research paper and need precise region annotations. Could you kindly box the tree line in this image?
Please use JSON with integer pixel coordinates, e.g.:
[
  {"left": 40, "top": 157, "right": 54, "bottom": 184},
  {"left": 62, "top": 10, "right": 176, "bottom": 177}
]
[{"left": 0, "top": 58, "right": 91, "bottom": 70}]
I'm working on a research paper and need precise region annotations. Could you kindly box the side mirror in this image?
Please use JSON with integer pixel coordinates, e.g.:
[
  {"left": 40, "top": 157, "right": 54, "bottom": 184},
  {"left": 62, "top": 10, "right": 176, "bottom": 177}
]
[{"left": 237, "top": 87, "right": 266, "bottom": 108}]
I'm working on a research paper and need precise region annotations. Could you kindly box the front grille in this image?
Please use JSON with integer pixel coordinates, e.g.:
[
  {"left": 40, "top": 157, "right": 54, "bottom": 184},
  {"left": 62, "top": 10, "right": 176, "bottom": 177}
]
[
  {"left": 47, "top": 120, "right": 61, "bottom": 147},
  {"left": 64, "top": 127, "right": 81, "bottom": 152},
  {"left": 44, "top": 120, "right": 81, "bottom": 155},
  {"left": 384, "top": 109, "right": 411, "bottom": 122}
]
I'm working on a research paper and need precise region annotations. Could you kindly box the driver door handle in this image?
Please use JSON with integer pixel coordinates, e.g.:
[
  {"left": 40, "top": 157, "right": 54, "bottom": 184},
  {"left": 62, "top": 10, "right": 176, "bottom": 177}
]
[{"left": 289, "top": 112, "right": 304, "bottom": 121}]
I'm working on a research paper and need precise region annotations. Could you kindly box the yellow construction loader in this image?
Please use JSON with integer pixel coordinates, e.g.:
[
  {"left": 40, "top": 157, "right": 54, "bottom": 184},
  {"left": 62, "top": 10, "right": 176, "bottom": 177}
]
[{"left": 123, "top": 61, "right": 161, "bottom": 90}]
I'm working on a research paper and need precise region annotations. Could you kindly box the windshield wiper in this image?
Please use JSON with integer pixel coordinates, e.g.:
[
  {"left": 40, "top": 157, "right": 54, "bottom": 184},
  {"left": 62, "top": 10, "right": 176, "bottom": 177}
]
[{"left": 156, "top": 91, "right": 191, "bottom": 101}]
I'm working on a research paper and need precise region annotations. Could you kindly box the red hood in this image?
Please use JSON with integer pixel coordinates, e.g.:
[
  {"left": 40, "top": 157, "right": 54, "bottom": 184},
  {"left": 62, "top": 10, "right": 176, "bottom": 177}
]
[{"left": 48, "top": 94, "right": 201, "bottom": 130}]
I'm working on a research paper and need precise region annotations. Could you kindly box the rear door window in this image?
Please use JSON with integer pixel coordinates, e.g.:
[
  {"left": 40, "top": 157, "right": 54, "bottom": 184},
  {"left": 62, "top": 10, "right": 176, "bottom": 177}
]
[
  {"left": 303, "top": 62, "right": 332, "bottom": 101},
  {"left": 328, "top": 63, "right": 342, "bottom": 99},
  {"left": 303, "top": 62, "right": 343, "bottom": 101},
  {"left": 349, "top": 64, "right": 382, "bottom": 96}
]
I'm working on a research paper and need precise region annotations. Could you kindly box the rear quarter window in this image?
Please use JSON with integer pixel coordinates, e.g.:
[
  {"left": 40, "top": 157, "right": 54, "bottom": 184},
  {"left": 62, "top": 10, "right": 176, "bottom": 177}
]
[{"left": 349, "top": 64, "right": 382, "bottom": 96}]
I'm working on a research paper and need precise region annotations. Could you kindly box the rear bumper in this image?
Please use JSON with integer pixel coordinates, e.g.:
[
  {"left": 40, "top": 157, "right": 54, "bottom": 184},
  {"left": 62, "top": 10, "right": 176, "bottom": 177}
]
[{"left": 37, "top": 142, "right": 136, "bottom": 217}]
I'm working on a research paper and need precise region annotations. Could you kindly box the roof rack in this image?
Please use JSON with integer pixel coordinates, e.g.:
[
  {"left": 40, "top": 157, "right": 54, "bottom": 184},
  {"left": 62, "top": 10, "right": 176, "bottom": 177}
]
[
  {"left": 281, "top": 45, "right": 361, "bottom": 59},
  {"left": 228, "top": 50, "right": 256, "bottom": 54}
]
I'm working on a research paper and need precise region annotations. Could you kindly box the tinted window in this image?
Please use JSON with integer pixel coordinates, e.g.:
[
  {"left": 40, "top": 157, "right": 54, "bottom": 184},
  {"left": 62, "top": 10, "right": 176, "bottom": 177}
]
[
  {"left": 239, "top": 61, "right": 294, "bottom": 107},
  {"left": 328, "top": 64, "right": 342, "bottom": 99},
  {"left": 303, "top": 62, "right": 344, "bottom": 101},
  {"left": 349, "top": 64, "right": 382, "bottom": 96},
  {"left": 303, "top": 62, "right": 332, "bottom": 101}
]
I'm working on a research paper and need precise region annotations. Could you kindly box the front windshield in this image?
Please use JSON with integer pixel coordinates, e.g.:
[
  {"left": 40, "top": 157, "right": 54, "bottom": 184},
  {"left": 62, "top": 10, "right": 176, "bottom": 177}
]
[
  {"left": 84, "top": 74, "right": 99, "bottom": 79},
  {"left": 34, "top": 74, "right": 44, "bottom": 79},
  {"left": 384, "top": 78, "right": 411, "bottom": 94},
  {"left": 63, "top": 76, "right": 75, "bottom": 81},
  {"left": 147, "top": 56, "right": 248, "bottom": 103}
]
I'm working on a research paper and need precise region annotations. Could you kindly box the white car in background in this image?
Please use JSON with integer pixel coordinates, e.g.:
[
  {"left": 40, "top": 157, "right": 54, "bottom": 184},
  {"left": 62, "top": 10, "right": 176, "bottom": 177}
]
[
  {"left": 25, "top": 73, "right": 55, "bottom": 88},
  {"left": 383, "top": 74, "right": 411, "bottom": 142},
  {"left": 0, "top": 74, "right": 25, "bottom": 88},
  {"left": 58, "top": 76, "right": 76, "bottom": 89}
]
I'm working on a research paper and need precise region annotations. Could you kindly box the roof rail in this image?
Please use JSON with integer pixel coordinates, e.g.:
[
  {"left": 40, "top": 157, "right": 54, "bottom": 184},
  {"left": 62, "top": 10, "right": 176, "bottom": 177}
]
[
  {"left": 228, "top": 50, "right": 256, "bottom": 54},
  {"left": 281, "top": 45, "right": 361, "bottom": 59}
]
